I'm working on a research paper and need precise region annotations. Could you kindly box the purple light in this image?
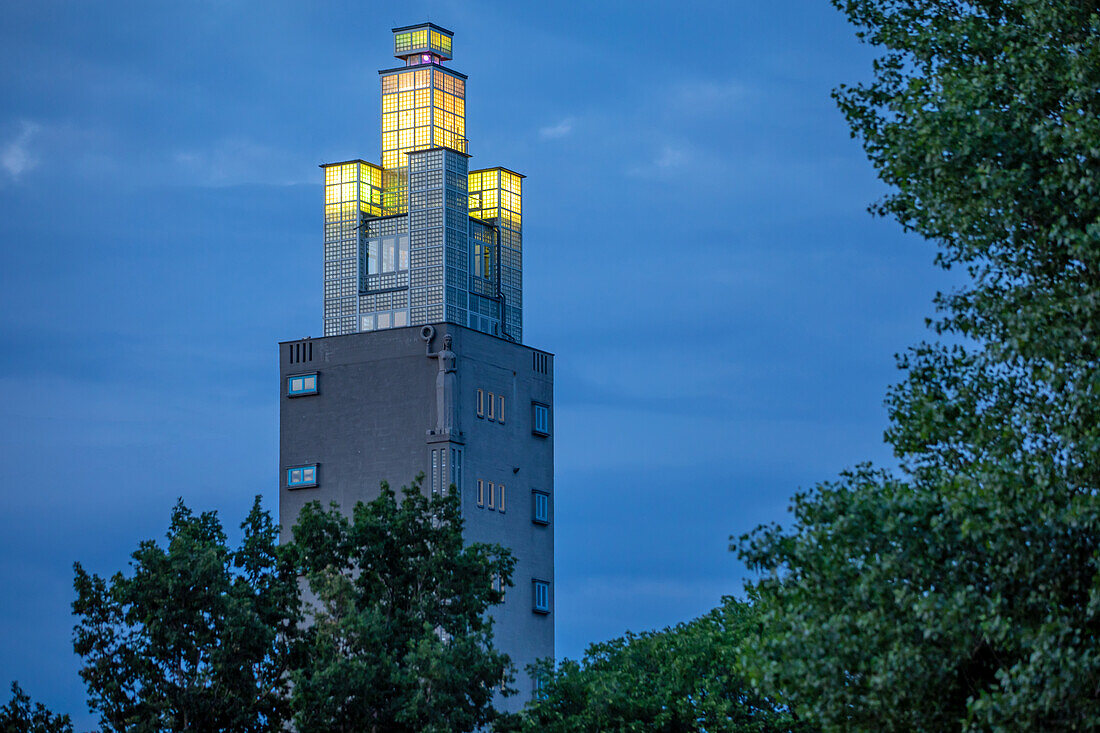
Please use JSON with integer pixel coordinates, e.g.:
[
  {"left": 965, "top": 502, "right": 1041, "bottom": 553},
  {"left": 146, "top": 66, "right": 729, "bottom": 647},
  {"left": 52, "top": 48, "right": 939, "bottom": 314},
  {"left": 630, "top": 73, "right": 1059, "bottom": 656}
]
[{"left": 422, "top": 54, "right": 431, "bottom": 63}]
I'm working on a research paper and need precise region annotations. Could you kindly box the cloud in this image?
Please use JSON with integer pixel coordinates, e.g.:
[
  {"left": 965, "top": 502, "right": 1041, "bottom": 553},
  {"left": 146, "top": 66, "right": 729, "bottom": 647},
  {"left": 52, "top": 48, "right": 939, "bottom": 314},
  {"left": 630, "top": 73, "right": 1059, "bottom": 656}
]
[
  {"left": 1, "top": 121, "right": 41, "bottom": 180},
  {"left": 539, "top": 118, "right": 573, "bottom": 139},
  {"left": 172, "top": 138, "right": 312, "bottom": 187},
  {"left": 625, "top": 143, "right": 701, "bottom": 178},
  {"left": 654, "top": 144, "right": 689, "bottom": 169},
  {"left": 672, "top": 79, "right": 749, "bottom": 112}
]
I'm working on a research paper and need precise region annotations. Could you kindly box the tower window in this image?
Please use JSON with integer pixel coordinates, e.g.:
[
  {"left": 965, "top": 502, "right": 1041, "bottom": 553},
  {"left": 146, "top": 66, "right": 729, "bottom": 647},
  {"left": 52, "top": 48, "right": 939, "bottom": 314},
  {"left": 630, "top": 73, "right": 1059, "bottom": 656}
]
[
  {"left": 532, "top": 491, "right": 549, "bottom": 525},
  {"left": 532, "top": 403, "right": 550, "bottom": 436},
  {"left": 487, "top": 392, "right": 495, "bottom": 421},
  {"left": 487, "top": 481, "right": 496, "bottom": 510},
  {"left": 498, "top": 395, "right": 505, "bottom": 424},
  {"left": 286, "top": 464, "right": 319, "bottom": 489},
  {"left": 497, "top": 483, "right": 506, "bottom": 513},
  {"left": 450, "top": 447, "right": 462, "bottom": 491},
  {"left": 533, "top": 580, "right": 550, "bottom": 614},
  {"left": 477, "top": 389, "right": 484, "bottom": 418},
  {"left": 477, "top": 479, "right": 485, "bottom": 507},
  {"left": 287, "top": 373, "right": 319, "bottom": 397}
]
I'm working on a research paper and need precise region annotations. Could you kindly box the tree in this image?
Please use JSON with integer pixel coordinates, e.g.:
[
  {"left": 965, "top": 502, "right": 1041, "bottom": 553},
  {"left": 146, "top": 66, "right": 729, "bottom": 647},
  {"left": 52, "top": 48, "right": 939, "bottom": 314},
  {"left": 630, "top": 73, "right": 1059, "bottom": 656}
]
[
  {"left": 0, "top": 682, "right": 72, "bottom": 733},
  {"left": 287, "top": 476, "right": 516, "bottom": 733},
  {"left": 513, "top": 597, "right": 813, "bottom": 732},
  {"left": 72, "top": 497, "right": 300, "bottom": 732},
  {"left": 738, "top": 1, "right": 1100, "bottom": 730}
]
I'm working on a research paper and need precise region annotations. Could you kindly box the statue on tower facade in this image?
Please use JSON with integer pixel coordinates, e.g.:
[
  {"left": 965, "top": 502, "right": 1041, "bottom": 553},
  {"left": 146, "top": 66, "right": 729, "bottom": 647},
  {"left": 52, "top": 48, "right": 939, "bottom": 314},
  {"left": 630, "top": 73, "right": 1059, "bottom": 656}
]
[{"left": 423, "top": 326, "right": 457, "bottom": 435}]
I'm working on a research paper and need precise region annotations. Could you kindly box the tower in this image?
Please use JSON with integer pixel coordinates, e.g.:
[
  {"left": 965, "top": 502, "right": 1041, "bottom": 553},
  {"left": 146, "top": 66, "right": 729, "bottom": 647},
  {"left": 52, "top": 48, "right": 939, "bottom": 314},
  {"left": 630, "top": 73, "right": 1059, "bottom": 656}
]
[
  {"left": 281, "top": 23, "right": 553, "bottom": 712},
  {"left": 321, "top": 23, "right": 522, "bottom": 342}
]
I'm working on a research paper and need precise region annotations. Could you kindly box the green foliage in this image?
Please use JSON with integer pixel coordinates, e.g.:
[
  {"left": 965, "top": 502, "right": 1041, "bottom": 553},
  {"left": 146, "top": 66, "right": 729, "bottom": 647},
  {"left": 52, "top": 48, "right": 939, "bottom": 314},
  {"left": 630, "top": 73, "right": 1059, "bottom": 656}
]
[
  {"left": 514, "top": 597, "right": 812, "bottom": 732},
  {"left": 71, "top": 481, "right": 515, "bottom": 733},
  {"left": 72, "top": 497, "right": 300, "bottom": 732},
  {"left": 738, "top": 1, "right": 1100, "bottom": 731},
  {"left": 0, "top": 682, "right": 72, "bottom": 733},
  {"left": 287, "top": 476, "right": 516, "bottom": 733}
]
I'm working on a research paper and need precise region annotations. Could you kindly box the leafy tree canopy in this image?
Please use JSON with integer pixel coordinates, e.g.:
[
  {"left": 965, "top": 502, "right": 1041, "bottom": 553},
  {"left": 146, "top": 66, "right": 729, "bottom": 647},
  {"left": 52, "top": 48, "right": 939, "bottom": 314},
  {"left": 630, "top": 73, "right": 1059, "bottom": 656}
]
[
  {"left": 287, "top": 477, "right": 516, "bottom": 733},
  {"left": 513, "top": 597, "right": 814, "bottom": 733},
  {"left": 0, "top": 682, "right": 72, "bottom": 733},
  {"left": 72, "top": 479, "right": 516, "bottom": 733},
  {"left": 72, "top": 497, "right": 300, "bottom": 732},
  {"left": 738, "top": 1, "right": 1100, "bottom": 731}
]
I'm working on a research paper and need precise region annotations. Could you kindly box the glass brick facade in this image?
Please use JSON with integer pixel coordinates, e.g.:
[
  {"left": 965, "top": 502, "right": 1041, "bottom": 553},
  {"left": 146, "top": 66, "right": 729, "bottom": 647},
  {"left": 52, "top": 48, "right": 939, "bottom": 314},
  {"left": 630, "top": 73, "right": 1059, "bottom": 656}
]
[
  {"left": 380, "top": 65, "right": 467, "bottom": 173},
  {"left": 321, "top": 24, "right": 524, "bottom": 343}
]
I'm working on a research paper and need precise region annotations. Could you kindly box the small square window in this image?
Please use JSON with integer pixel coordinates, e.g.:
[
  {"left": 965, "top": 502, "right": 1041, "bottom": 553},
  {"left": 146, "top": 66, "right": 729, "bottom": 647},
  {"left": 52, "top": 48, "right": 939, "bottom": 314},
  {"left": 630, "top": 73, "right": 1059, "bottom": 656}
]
[
  {"left": 287, "top": 372, "right": 319, "bottom": 397},
  {"left": 532, "top": 491, "right": 549, "bottom": 525},
  {"left": 532, "top": 403, "right": 550, "bottom": 436},
  {"left": 533, "top": 580, "right": 550, "bottom": 614},
  {"left": 287, "top": 464, "right": 319, "bottom": 489}
]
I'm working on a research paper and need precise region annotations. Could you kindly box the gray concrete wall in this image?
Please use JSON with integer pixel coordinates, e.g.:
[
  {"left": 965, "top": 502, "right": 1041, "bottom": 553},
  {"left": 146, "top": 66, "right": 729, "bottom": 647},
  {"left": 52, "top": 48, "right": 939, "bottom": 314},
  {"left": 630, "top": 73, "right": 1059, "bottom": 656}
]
[{"left": 279, "top": 323, "right": 554, "bottom": 712}]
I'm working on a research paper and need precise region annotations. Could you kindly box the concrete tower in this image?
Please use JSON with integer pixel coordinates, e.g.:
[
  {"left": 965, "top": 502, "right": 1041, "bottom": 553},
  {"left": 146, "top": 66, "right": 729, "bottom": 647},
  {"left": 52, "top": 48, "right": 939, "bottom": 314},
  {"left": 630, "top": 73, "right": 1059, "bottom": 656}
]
[{"left": 280, "top": 23, "right": 553, "bottom": 712}]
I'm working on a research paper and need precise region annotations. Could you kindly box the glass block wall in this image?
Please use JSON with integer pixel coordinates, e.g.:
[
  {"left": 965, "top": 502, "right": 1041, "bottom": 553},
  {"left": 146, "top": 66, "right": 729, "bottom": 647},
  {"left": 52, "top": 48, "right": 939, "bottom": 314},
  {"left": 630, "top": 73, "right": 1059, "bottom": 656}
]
[
  {"left": 360, "top": 214, "right": 410, "bottom": 332},
  {"left": 379, "top": 65, "right": 466, "bottom": 174},
  {"left": 323, "top": 161, "right": 384, "bottom": 337},
  {"left": 319, "top": 25, "right": 523, "bottom": 343},
  {"left": 469, "top": 167, "right": 523, "bottom": 342}
]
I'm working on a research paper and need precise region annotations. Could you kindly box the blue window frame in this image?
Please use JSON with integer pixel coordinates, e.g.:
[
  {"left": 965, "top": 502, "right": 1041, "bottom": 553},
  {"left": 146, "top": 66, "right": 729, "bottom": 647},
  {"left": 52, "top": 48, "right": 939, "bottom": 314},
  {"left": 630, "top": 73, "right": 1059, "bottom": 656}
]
[
  {"left": 532, "top": 403, "right": 550, "bottom": 436},
  {"left": 532, "top": 491, "right": 549, "bottom": 525},
  {"left": 533, "top": 579, "right": 550, "bottom": 614},
  {"left": 287, "top": 372, "right": 319, "bottom": 397},
  {"left": 286, "top": 464, "right": 318, "bottom": 489}
]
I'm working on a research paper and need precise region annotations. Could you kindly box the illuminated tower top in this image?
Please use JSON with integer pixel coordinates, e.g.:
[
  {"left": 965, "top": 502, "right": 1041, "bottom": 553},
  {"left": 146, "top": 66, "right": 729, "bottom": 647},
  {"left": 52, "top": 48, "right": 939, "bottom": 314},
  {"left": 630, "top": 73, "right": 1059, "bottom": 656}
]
[
  {"left": 321, "top": 24, "right": 523, "bottom": 342},
  {"left": 379, "top": 24, "right": 466, "bottom": 170},
  {"left": 392, "top": 22, "right": 453, "bottom": 63}
]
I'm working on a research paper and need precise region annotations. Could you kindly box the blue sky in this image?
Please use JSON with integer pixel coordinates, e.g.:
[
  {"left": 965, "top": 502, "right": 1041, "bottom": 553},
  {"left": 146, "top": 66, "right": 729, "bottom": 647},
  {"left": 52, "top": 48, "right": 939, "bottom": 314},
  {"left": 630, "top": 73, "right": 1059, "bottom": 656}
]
[{"left": 0, "top": 0, "right": 954, "bottom": 725}]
